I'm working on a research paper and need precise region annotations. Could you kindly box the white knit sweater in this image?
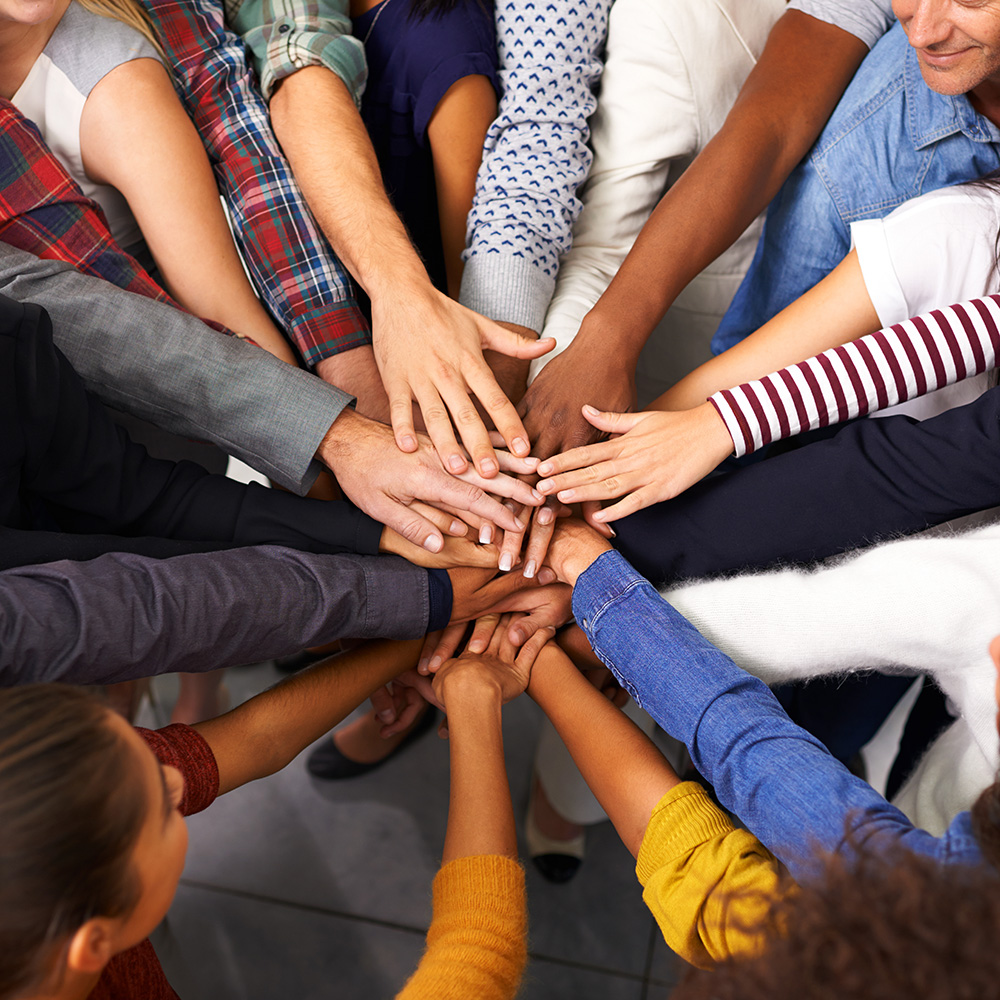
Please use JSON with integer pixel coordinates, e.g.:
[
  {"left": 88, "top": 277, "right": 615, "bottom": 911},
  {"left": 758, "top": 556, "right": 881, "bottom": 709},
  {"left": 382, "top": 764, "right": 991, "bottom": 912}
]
[{"left": 661, "top": 521, "right": 1000, "bottom": 835}]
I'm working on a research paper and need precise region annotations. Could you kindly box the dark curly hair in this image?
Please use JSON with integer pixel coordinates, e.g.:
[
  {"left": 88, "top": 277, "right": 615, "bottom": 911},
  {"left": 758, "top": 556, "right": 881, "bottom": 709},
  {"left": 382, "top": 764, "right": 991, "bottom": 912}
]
[{"left": 673, "top": 841, "right": 1000, "bottom": 1000}]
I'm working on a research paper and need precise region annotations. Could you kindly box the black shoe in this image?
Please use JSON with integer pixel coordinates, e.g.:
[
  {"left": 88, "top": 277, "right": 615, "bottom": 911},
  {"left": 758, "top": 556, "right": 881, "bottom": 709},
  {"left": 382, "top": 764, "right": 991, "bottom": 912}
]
[
  {"left": 307, "top": 706, "right": 438, "bottom": 780},
  {"left": 525, "top": 782, "right": 585, "bottom": 884}
]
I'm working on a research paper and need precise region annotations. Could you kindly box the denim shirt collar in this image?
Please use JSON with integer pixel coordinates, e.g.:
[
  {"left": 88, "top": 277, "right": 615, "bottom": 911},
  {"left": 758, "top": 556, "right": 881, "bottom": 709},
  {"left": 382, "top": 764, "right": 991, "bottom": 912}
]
[{"left": 905, "top": 42, "right": 1000, "bottom": 148}]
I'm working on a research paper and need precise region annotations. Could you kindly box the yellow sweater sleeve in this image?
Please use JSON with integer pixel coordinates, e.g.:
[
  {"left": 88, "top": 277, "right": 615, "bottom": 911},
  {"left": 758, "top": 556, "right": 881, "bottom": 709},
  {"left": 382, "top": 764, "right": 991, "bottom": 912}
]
[
  {"left": 635, "top": 782, "right": 783, "bottom": 968},
  {"left": 395, "top": 855, "right": 527, "bottom": 1000}
]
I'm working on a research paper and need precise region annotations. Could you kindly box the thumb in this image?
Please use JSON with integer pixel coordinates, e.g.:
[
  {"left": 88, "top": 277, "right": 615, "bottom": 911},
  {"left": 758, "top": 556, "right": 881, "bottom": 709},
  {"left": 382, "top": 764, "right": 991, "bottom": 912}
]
[
  {"left": 481, "top": 320, "right": 556, "bottom": 360},
  {"left": 581, "top": 404, "right": 644, "bottom": 435}
]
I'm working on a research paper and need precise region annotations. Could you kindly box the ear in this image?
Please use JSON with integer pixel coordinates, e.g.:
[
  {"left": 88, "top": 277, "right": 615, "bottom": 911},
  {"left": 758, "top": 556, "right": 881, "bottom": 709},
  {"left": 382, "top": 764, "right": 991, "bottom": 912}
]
[{"left": 66, "top": 919, "right": 116, "bottom": 975}]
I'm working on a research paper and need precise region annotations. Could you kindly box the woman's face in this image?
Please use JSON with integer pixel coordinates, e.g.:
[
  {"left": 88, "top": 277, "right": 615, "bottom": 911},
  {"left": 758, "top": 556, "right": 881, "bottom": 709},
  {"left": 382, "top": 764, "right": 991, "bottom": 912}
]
[{"left": 106, "top": 714, "right": 189, "bottom": 952}]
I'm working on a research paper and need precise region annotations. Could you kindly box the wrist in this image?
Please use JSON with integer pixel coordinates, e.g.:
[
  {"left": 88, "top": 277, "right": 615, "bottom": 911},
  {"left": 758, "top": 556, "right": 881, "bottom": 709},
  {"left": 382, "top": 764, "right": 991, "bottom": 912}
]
[
  {"left": 575, "top": 312, "right": 644, "bottom": 369},
  {"left": 438, "top": 669, "right": 504, "bottom": 714}
]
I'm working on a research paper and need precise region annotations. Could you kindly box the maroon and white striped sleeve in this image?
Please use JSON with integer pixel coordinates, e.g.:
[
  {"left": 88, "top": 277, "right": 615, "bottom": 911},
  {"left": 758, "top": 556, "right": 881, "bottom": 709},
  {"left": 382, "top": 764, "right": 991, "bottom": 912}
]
[{"left": 708, "top": 294, "right": 1000, "bottom": 457}]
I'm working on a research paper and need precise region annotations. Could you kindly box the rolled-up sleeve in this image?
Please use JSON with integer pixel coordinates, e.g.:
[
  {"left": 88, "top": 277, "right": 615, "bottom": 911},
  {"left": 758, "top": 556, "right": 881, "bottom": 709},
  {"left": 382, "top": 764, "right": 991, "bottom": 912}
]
[{"left": 230, "top": 0, "right": 367, "bottom": 104}]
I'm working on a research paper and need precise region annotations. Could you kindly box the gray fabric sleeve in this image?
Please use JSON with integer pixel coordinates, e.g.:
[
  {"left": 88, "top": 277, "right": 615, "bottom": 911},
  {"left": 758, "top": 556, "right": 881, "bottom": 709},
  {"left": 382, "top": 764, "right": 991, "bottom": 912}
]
[
  {"left": 0, "top": 247, "right": 351, "bottom": 494},
  {"left": 788, "top": 0, "right": 895, "bottom": 49},
  {"left": 0, "top": 546, "right": 431, "bottom": 686}
]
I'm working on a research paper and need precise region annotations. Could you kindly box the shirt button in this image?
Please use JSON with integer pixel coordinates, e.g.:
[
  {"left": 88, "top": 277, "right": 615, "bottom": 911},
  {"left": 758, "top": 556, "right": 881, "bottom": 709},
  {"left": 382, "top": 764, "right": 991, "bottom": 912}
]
[{"left": 278, "top": 22, "right": 290, "bottom": 32}]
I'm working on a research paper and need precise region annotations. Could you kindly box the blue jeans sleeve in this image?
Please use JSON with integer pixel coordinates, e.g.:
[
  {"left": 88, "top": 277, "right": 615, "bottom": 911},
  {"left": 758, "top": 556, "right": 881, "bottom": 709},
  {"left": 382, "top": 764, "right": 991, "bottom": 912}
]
[{"left": 573, "top": 550, "right": 944, "bottom": 880}]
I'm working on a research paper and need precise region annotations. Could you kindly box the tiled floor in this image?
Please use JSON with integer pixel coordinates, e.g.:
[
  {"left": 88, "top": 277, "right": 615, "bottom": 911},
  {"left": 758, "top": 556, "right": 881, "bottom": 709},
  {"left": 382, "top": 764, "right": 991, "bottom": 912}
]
[{"left": 142, "top": 663, "right": 684, "bottom": 999}]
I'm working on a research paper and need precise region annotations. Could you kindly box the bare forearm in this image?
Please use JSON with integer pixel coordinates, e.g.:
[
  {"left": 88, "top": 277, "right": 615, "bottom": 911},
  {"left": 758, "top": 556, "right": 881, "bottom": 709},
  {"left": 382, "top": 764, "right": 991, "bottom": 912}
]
[
  {"left": 529, "top": 646, "right": 679, "bottom": 856},
  {"left": 442, "top": 682, "right": 517, "bottom": 862},
  {"left": 269, "top": 67, "right": 426, "bottom": 295},
  {"left": 198, "top": 638, "right": 422, "bottom": 793},
  {"left": 582, "top": 11, "right": 868, "bottom": 363}
]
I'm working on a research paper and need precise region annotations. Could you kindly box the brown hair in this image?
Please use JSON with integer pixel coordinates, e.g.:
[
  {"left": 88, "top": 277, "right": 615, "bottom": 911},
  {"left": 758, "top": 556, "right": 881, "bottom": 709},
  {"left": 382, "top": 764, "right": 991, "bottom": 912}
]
[
  {"left": 673, "top": 846, "right": 1000, "bottom": 1000},
  {"left": 0, "top": 686, "right": 147, "bottom": 999}
]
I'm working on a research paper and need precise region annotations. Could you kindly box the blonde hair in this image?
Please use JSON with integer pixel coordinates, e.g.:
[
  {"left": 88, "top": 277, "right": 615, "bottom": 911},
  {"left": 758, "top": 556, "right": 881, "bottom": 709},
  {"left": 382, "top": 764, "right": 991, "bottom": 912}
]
[{"left": 75, "top": 0, "right": 166, "bottom": 60}]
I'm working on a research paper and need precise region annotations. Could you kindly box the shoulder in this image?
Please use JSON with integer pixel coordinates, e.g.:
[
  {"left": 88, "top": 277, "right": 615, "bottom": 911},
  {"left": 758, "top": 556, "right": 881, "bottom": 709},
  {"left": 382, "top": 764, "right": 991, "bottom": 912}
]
[{"left": 45, "top": 1, "right": 160, "bottom": 98}]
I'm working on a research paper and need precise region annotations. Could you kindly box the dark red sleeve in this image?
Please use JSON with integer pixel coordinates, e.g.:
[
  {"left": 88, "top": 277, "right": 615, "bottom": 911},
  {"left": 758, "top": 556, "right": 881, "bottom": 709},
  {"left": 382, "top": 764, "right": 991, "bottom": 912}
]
[{"left": 137, "top": 724, "right": 220, "bottom": 816}]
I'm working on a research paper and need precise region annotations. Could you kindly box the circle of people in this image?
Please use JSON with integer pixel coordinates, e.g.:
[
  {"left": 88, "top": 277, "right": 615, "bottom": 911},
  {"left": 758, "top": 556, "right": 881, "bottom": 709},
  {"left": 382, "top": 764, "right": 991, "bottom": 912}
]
[{"left": 2, "top": 0, "right": 1000, "bottom": 996}]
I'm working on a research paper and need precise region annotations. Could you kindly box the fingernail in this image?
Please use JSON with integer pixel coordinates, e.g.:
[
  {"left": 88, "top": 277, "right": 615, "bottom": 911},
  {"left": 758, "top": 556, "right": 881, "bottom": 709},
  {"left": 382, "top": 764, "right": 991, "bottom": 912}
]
[
  {"left": 377, "top": 710, "right": 394, "bottom": 723},
  {"left": 424, "top": 534, "right": 443, "bottom": 553},
  {"left": 538, "top": 568, "right": 556, "bottom": 585},
  {"left": 608, "top": 526, "right": 617, "bottom": 537},
  {"left": 418, "top": 658, "right": 430, "bottom": 673},
  {"left": 480, "top": 458, "right": 498, "bottom": 476},
  {"left": 513, "top": 517, "right": 525, "bottom": 531},
  {"left": 538, "top": 507, "right": 554, "bottom": 525},
  {"left": 513, "top": 436, "right": 529, "bottom": 456},
  {"left": 558, "top": 489, "right": 576, "bottom": 502},
  {"left": 479, "top": 524, "right": 493, "bottom": 544},
  {"left": 448, "top": 454, "right": 465, "bottom": 473},
  {"left": 524, "top": 559, "right": 536, "bottom": 579},
  {"left": 499, "top": 552, "right": 513, "bottom": 572},
  {"left": 401, "top": 435, "right": 416, "bottom": 450},
  {"left": 538, "top": 462, "right": 553, "bottom": 476},
  {"left": 537, "top": 479, "right": 552, "bottom": 492},
  {"left": 583, "top": 404, "right": 599, "bottom": 416},
  {"left": 469, "top": 639, "right": 486, "bottom": 652},
  {"left": 429, "top": 655, "right": 443, "bottom": 671},
  {"left": 511, "top": 629, "right": 524, "bottom": 645},
  {"left": 523, "top": 456, "right": 540, "bottom": 468},
  {"left": 531, "top": 488, "right": 543, "bottom": 502},
  {"left": 450, "top": 520, "right": 466, "bottom": 535}
]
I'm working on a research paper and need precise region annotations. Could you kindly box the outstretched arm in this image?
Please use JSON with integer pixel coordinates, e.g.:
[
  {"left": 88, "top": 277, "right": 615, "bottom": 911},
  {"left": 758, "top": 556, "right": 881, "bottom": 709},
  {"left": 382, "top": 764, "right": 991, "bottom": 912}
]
[
  {"left": 80, "top": 58, "right": 296, "bottom": 364},
  {"left": 195, "top": 638, "right": 422, "bottom": 794},
  {"left": 528, "top": 642, "right": 780, "bottom": 966},
  {"left": 575, "top": 10, "right": 869, "bottom": 376},
  {"left": 268, "top": 66, "right": 552, "bottom": 475}
]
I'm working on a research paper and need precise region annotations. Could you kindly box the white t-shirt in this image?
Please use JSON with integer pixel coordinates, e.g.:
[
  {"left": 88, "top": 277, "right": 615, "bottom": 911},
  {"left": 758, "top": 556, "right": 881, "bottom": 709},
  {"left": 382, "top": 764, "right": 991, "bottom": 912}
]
[
  {"left": 851, "top": 182, "right": 1000, "bottom": 420},
  {"left": 12, "top": 1, "right": 160, "bottom": 250}
]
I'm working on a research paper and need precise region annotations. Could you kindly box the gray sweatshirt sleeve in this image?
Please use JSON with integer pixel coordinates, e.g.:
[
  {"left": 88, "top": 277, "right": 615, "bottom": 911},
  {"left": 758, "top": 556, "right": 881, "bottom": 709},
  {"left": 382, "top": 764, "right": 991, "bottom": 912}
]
[
  {"left": 0, "top": 546, "right": 431, "bottom": 686},
  {"left": 788, "top": 0, "right": 895, "bottom": 49},
  {"left": 0, "top": 246, "right": 351, "bottom": 494}
]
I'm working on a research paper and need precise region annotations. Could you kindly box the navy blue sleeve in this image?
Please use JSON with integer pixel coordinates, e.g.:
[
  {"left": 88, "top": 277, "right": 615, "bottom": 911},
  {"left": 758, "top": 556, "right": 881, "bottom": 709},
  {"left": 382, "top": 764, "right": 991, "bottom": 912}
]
[
  {"left": 4, "top": 297, "right": 382, "bottom": 558},
  {"left": 614, "top": 389, "right": 1000, "bottom": 586}
]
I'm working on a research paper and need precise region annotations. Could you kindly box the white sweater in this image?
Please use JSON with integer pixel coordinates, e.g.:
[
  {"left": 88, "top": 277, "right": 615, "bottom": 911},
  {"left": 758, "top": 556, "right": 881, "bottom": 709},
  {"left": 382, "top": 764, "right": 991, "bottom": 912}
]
[{"left": 661, "top": 521, "right": 1000, "bottom": 836}]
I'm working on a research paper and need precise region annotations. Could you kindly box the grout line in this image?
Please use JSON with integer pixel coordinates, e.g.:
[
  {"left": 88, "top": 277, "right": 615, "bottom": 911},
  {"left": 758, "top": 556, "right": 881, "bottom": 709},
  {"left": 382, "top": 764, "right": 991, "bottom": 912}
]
[
  {"left": 179, "top": 878, "right": 653, "bottom": 982},
  {"left": 180, "top": 878, "right": 659, "bottom": 985},
  {"left": 178, "top": 879, "right": 428, "bottom": 938}
]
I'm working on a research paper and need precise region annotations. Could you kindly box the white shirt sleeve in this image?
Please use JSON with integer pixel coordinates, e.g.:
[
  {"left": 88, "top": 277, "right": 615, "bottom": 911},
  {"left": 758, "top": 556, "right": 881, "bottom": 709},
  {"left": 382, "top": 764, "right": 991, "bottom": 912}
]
[
  {"left": 788, "top": 0, "right": 895, "bottom": 49},
  {"left": 534, "top": 0, "right": 782, "bottom": 380}
]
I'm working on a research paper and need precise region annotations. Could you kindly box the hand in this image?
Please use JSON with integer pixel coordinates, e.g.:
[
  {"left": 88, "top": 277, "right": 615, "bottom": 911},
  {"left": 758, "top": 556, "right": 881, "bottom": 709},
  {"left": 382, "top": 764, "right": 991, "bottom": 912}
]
[
  {"left": 371, "top": 284, "right": 554, "bottom": 477},
  {"left": 545, "top": 519, "right": 614, "bottom": 586},
  {"left": 319, "top": 408, "right": 544, "bottom": 552},
  {"left": 517, "top": 341, "right": 637, "bottom": 464},
  {"left": 447, "top": 567, "right": 571, "bottom": 643},
  {"left": 379, "top": 516, "right": 499, "bottom": 569},
  {"left": 536, "top": 401, "right": 734, "bottom": 523},
  {"left": 432, "top": 612, "right": 556, "bottom": 710}
]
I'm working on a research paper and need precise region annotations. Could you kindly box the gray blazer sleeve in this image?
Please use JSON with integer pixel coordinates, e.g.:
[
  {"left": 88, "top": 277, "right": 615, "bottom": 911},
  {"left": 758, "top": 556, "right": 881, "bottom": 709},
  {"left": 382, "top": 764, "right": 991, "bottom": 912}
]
[
  {"left": 0, "top": 245, "right": 351, "bottom": 494},
  {"left": 0, "top": 546, "right": 432, "bottom": 686}
]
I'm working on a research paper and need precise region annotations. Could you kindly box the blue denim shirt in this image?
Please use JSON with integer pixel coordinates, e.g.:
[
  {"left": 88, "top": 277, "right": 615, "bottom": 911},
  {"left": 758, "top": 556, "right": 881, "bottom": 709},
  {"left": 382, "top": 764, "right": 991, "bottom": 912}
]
[
  {"left": 713, "top": 21, "right": 1000, "bottom": 355},
  {"left": 573, "top": 549, "right": 985, "bottom": 881}
]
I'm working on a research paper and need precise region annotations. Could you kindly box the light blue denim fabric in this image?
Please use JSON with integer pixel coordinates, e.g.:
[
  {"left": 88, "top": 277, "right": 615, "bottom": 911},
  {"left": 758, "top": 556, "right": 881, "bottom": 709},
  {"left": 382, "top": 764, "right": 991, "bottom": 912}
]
[
  {"left": 573, "top": 549, "right": 985, "bottom": 882},
  {"left": 712, "top": 21, "right": 1000, "bottom": 355}
]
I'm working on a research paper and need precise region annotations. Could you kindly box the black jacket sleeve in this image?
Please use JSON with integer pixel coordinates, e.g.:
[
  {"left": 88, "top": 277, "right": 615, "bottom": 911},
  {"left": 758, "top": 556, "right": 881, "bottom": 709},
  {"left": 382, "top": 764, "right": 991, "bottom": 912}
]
[
  {"left": 614, "top": 389, "right": 1000, "bottom": 585},
  {"left": 2, "top": 296, "right": 382, "bottom": 558}
]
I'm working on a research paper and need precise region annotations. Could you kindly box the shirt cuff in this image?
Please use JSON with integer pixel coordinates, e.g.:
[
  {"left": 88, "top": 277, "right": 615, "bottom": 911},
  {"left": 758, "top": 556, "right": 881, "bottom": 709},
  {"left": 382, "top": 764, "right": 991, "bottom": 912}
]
[
  {"left": 289, "top": 298, "right": 372, "bottom": 368},
  {"left": 459, "top": 254, "right": 554, "bottom": 334},
  {"left": 426, "top": 568, "right": 453, "bottom": 633},
  {"left": 239, "top": 14, "right": 368, "bottom": 105}
]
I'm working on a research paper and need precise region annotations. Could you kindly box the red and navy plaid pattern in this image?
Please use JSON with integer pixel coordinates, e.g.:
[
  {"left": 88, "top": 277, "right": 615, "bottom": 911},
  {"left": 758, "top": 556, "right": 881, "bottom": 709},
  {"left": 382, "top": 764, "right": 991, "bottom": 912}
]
[
  {"left": 0, "top": 101, "right": 174, "bottom": 304},
  {"left": 142, "top": 0, "right": 372, "bottom": 366}
]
